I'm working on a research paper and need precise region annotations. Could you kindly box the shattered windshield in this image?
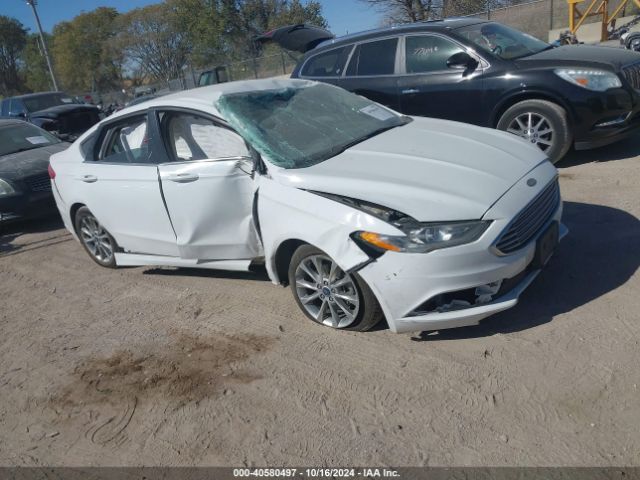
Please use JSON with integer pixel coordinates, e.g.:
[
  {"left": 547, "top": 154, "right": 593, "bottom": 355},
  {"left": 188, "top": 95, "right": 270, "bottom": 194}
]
[
  {"left": 216, "top": 83, "right": 410, "bottom": 169},
  {"left": 456, "top": 23, "right": 550, "bottom": 60}
]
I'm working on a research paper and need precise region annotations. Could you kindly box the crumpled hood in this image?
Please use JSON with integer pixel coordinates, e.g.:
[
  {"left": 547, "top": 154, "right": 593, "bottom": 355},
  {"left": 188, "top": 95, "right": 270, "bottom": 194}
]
[
  {"left": 0, "top": 143, "right": 69, "bottom": 179},
  {"left": 30, "top": 104, "right": 99, "bottom": 120},
  {"left": 515, "top": 44, "right": 640, "bottom": 71},
  {"left": 275, "top": 117, "right": 547, "bottom": 222}
]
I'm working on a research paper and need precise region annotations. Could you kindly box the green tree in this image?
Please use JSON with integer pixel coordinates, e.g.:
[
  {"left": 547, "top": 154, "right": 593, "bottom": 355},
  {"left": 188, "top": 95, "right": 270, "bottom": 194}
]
[
  {"left": 52, "top": 7, "right": 122, "bottom": 92},
  {"left": 0, "top": 15, "right": 27, "bottom": 96},
  {"left": 117, "top": 1, "right": 192, "bottom": 83}
]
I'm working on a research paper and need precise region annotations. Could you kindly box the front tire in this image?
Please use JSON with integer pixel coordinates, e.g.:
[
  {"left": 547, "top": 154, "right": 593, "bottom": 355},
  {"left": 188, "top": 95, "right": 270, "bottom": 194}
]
[
  {"left": 497, "top": 99, "right": 571, "bottom": 164},
  {"left": 74, "top": 206, "right": 117, "bottom": 268},
  {"left": 288, "top": 245, "right": 383, "bottom": 332}
]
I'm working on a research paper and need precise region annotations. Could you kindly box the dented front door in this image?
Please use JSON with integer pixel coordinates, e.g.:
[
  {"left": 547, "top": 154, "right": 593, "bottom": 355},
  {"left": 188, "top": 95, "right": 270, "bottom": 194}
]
[{"left": 155, "top": 109, "right": 262, "bottom": 260}]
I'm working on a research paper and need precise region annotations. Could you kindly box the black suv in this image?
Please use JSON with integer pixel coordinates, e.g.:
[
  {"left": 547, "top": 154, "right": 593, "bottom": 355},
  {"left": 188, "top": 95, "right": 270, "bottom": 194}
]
[
  {"left": 0, "top": 91, "right": 100, "bottom": 141},
  {"left": 259, "top": 19, "right": 640, "bottom": 162}
]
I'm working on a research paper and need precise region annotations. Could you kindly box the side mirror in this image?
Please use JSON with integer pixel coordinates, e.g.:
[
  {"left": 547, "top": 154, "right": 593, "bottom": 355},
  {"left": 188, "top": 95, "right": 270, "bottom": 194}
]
[{"left": 446, "top": 52, "right": 479, "bottom": 71}]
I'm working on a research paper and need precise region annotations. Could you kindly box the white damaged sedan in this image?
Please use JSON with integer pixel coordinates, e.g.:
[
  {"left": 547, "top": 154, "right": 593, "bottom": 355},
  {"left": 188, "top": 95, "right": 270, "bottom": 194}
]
[{"left": 50, "top": 78, "right": 567, "bottom": 333}]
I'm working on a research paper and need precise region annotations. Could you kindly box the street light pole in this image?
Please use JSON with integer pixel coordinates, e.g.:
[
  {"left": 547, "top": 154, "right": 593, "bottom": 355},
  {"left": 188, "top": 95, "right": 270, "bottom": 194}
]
[{"left": 26, "top": 0, "right": 59, "bottom": 91}]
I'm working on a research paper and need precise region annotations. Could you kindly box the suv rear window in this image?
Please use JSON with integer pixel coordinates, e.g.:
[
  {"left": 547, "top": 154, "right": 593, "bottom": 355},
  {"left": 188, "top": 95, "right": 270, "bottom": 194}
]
[
  {"left": 301, "top": 45, "right": 353, "bottom": 77},
  {"left": 346, "top": 38, "right": 398, "bottom": 76}
]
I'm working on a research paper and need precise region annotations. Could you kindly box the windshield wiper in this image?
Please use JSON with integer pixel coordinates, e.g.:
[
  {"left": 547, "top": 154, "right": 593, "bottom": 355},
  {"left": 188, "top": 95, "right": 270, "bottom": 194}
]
[{"left": 512, "top": 44, "right": 555, "bottom": 60}]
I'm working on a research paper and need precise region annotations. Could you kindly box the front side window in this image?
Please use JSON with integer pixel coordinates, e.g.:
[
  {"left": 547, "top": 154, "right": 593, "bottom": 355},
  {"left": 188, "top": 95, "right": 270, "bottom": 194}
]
[
  {"left": 216, "top": 83, "right": 411, "bottom": 169},
  {"left": 455, "top": 22, "right": 549, "bottom": 60},
  {"left": 346, "top": 38, "right": 398, "bottom": 76},
  {"left": 164, "top": 113, "right": 249, "bottom": 161},
  {"left": 301, "top": 45, "right": 352, "bottom": 77},
  {"left": 405, "top": 35, "right": 466, "bottom": 73},
  {"left": 100, "top": 115, "right": 150, "bottom": 163}
]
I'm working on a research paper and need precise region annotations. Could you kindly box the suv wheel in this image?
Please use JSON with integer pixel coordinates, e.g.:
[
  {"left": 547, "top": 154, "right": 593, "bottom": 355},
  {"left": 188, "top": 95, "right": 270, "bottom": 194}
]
[
  {"left": 75, "top": 206, "right": 117, "bottom": 268},
  {"left": 288, "top": 245, "right": 383, "bottom": 332},
  {"left": 497, "top": 99, "right": 571, "bottom": 164}
]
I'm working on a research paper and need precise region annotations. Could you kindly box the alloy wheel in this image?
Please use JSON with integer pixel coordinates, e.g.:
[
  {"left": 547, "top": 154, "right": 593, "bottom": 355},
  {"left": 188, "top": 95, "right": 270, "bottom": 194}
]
[
  {"left": 79, "top": 215, "right": 114, "bottom": 264},
  {"left": 507, "top": 112, "right": 554, "bottom": 152},
  {"left": 294, "top": 254, "right": 360, "bottom": 329}
]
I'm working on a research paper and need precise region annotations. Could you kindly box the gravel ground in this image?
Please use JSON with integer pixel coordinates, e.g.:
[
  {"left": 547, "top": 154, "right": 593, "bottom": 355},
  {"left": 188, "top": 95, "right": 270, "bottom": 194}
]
[{"left": 0, "top": 138, "right": 638, "bottom": 467}]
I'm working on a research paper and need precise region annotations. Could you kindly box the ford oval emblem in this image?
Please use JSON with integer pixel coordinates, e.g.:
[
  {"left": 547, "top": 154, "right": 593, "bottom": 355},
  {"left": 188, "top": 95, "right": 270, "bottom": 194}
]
[{"left": 527, "top": 178, "right": 537, "bottom": 187}]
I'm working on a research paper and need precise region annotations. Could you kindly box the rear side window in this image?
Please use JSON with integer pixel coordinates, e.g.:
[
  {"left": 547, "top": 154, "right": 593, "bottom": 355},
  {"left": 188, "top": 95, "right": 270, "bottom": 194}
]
[
  {"left": 301, "top": 45, "right": 352, "bottom": 77},
  {"left": 405, "top": 35, "right": 465, "bottom": 73},
  {"left": 346, "top": 38, "right": 398, "bottom": 76},
  {"left": 100, "top": 115, "right": 150, "bottom": 163}
]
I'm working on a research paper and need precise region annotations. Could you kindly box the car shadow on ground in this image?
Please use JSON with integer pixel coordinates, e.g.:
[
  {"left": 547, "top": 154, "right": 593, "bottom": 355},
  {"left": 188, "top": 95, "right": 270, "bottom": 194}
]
[
  {"left": 143, "top": 265, "right": 271, "bottom": 282},
  {"left": 412, "top": 201, "right": 639, "bottom": 341},
  {"left": 559, "top": 135, "right": 640, "bottom": 167},
  {"left": 0, "top": 215, "right": 65, "bottom": 256}
]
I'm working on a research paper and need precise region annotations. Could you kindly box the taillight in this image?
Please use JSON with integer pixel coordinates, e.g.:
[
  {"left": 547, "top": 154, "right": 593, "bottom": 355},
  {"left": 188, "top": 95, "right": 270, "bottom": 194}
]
[{"left": 48, "top": 163, "right": 56, "bottom": 180}]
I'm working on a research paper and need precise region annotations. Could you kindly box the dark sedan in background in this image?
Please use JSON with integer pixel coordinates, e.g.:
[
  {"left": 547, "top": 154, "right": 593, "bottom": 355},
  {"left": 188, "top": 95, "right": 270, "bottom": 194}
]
[
  {"left": 0, "top": 91, "right": 100, "bottom": 141},
  {"left": 259, "top": 19, "right": 640, "bottom": 162},
  {"left": 0, "top": 120, "right": 68, "bottom": 222}
]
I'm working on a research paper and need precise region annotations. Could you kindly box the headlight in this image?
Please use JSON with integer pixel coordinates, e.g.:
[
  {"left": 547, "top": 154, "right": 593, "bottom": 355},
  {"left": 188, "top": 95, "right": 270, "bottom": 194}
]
[
  {"left": 554, "top": 68, "right": 621, "bottom": 91},
  {"left": 355, "top": 221, "right": 491, "bottom": 253},
  {"left": 0, "top": 179, "right": 16, "bottom": 197}
]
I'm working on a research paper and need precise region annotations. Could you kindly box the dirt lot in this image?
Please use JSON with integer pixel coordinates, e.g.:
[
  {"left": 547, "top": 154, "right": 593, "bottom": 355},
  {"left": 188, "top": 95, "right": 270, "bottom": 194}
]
[{"left": 0, "top": 138, "right": 639, "bottom": 467}]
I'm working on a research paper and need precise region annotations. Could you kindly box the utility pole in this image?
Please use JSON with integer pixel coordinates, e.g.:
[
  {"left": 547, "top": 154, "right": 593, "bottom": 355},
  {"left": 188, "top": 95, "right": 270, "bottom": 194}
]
[{"left": 26, "top": 0, "right": 59, "bottom": 91}]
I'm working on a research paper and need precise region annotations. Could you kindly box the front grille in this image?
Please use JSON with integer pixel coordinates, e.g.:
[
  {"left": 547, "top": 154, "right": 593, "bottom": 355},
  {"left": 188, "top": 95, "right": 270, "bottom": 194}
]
[
  {"left": 622, "top": 61, "right": 640, "bottom": 89},
  {"left": 24, "top": 172, "right": 52, "bottom": 192},
  {"left": 494, "top": 179, "right": 560, "bottom": 254}
]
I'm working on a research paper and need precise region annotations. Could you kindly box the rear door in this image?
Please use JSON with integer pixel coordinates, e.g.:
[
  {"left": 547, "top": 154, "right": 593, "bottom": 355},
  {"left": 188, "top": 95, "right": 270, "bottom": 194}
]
[
  {"left": 397, "top": 34, "right": 485, "bottom": 124},
  {"left": 339, "top": 37, "right": 401, "bottom": 110},
  {"left": 154, "top": 109, "right": 261, "bottom": 260},
  {"left": 76, "top": 112, "right": 179, "bottom": 256}
]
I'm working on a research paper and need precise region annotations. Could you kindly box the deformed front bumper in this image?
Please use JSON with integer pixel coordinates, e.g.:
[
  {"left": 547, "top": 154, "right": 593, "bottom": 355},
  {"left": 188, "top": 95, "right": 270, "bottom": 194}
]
[{"left": 357, "top": 163, "right": 566, "bottom": 334}]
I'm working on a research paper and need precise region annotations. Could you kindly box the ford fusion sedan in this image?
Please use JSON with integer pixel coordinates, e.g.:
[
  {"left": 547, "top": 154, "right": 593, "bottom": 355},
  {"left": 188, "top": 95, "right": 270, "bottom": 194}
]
[
  {"left": 259, "top": 19, "right": 640, "bottom": 163},
  {"left": 50, "top": 79, "right": 566, "bottom": 334},
  {"left": 0, "top": 120, "right": 69, "bottom": 222}
]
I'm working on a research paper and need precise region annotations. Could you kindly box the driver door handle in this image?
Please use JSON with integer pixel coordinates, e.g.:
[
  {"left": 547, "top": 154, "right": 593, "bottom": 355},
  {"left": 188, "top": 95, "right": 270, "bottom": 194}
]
[
  {"left": 401, "top": 88, "right": 420, "bottom": 94},
  {"left": 166, "top": 173, "right": 199, "bottom": 183},
  {"left": 81, "top": 175, "right": 98, "bottom": 183}
]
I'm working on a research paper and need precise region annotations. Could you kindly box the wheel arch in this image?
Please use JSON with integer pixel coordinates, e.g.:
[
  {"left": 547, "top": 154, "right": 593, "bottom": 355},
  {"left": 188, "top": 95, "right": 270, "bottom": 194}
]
[
  {"left": 273, "top": 238, "right": 309, "bottom": 286},
  {"left": 491, "top": 90, "right": 575, "bottom": 128},
  {"left": 70, "top": 203, "right": 86, "bottom": 232}
]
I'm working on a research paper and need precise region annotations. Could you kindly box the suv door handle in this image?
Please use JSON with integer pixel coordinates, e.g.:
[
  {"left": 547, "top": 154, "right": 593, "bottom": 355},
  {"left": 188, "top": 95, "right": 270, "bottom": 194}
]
[
  {"left": 80, "top": 175, "right": 98, "bottom": 183},
  {"left": 401, "top": 88, "right": 419, "bottom": 94},
  {"left": 166, "top": 173, "right": 199, "bottom": 183}
]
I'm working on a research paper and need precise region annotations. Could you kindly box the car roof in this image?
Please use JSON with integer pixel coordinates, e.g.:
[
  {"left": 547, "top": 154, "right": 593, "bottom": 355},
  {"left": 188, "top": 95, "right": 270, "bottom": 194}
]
[
  {"left": 110, "top": 77, "right": 315, "bottom": 120},
  {"left": 7, "top": 91, "right": 67, "bottom": 100},
  {"left": 315, "top": 18, "right": 487, "bottom": 51}
]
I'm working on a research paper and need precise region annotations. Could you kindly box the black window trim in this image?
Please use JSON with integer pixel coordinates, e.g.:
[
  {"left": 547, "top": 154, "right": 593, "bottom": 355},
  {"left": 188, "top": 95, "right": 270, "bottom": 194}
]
[
  {"left": 342, "top": 35, "right": 402, "bottom": 79},
  {"left": 299, "top": 44, "right": 355, "bottom": 79},
  {"left": 88, "top": 109, "right": 156, "bottom": 166},
  {"left": 398, "top": 32, "right": 490, "bottom": 76}
]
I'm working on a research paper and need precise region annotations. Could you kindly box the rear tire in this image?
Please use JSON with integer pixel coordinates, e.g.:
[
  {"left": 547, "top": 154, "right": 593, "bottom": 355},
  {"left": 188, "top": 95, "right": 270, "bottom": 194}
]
[
  {"left": 497, "top": 99, "right": 572, "bottom": 164},
  {"left": 288, "top": 245, "right": 383, "bottom": 332},
  {"left": 74, "top": 206, "right": 117, "bottom": 268}
]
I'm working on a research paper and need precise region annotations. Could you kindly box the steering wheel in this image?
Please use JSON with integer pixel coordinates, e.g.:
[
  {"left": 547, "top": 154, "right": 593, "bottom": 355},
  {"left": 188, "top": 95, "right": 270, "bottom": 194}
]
[{"left": 491, "top": 45, "right": 503, "bottom": 55}]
